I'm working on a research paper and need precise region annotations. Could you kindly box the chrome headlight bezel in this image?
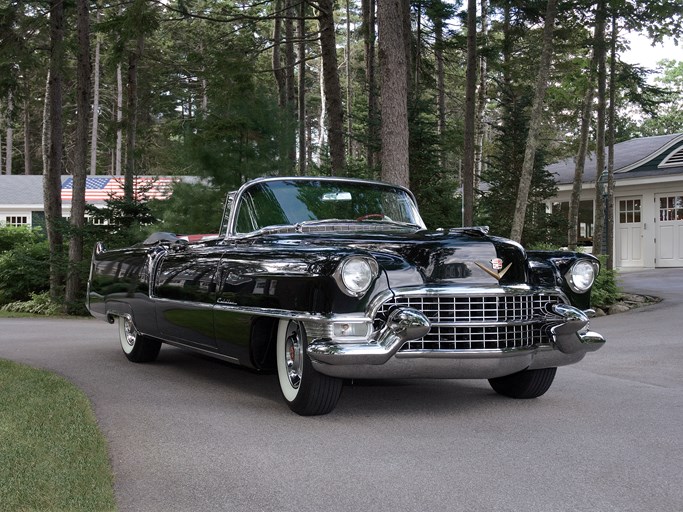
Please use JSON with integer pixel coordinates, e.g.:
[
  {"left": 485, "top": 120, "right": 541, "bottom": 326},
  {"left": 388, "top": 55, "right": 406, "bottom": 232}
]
[
  {"left": 334, "top": 256, "right": 379, "bottom": 297},
  {"left": 565, "top": 259, "right": 598, "bottom": 293}
]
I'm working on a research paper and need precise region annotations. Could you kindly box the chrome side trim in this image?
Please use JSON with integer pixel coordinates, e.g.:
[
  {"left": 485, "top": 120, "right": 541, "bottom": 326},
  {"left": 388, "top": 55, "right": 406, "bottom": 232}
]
[
  {"left": 162, "top": 338, "right": 240, "bottom": 364},
  {"left": 212, "top": 301, "right": 373, "bottom": 327}
]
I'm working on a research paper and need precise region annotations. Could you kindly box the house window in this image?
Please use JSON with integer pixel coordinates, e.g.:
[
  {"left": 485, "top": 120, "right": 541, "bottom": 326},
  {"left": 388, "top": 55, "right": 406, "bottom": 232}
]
[
  {"left": 89, "top": 216, "right": 109, "bottom": 226},
  {"left": 5, "top": 216, "right": 29, "bottom": 227},
  {"left": 659, "top": 196, "right": 683, "bottom": 221},
  {"left": 552, "top": 200, "right": 594, "bottom": 245},
  {"left": 619, "top": 199, "right": 641, "bottom": 224}
]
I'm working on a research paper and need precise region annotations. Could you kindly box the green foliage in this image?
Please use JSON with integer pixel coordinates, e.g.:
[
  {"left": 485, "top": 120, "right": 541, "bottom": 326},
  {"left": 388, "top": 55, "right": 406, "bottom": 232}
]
[
  {"left": 0, "top": 234, "right": 50, "bottom": 304},
  {"left": 480, "top": 83, "right": 562, "bottom": 245},
  {"left": 592, "top": 255, "right": 621, "bottom": 307},
  {"left": 0, "top": 226, "right": 42, "bottom": 253},
  {"left": 409, "top": 98, "right": 462, "bottom": 229},
  {"left": 149, "top": 181, "right": 225, "bottom": 235},
  {"left": 627, "top": 59, "right": 683, "bottom": 136},
  {"left": 183, "top": 90, "right": 290, "bottom": 189},
  {"left": 0, "top": 360, "right": 116, "bottom": 510},
  {"left": 1, "top": 292, "right": 61, "bottom": 315},
  {"left": 85, "top": 196, "right": 158, "bottom": 249}
]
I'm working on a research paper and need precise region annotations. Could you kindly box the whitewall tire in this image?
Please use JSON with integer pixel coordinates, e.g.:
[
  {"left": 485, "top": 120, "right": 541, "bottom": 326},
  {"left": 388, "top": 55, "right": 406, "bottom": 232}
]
[{"left": 276, "top": 319, "right": 342, "bottom": 415}]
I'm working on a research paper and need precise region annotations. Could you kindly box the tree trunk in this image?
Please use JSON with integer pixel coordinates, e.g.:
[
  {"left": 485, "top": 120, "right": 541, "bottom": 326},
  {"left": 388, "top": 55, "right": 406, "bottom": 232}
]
[
  {"left": 606, "top": 14, "right": 617, "bottom": 270},
  {"left": 115, "top": 63, "right": 123, "bottom": 176},
  {"left": 435, "top": 10, "right": 445, "bottom": 168},
  {"left": 414, "top": 3, "right": 421, "bottom": 105},
  {"left": 318, "top": 0, "right": 345, "bottom": 175},
  {"left": 317, "top": 57, "right": 327, "bottom": 163},
  {"left": 474, "top": 0, "right": 489, "bottom": 188},
  {"left": 46, "top": 0, "right": 65, "bottom": 301},
  {"left": 272, "top": 0, "right": 286, "bottom": 108},
  {"left": 65, "top": 0, "right": 91, "bottom": 310},
  {"left": 592, "top": 0, "right": 608, "bottom": 255},
  {"left": 362, "top": 0, "right": 377, "bottom": 169},
  {"left": 298, "top": 0, "right": 306, "bottom": 175},
  {"left": 42, "top": 70, "right": 50, "bottom": 175},
  {"left": 23, "top": 96, "right": 31, "bottom": 174},
  {"left": 125, "top": 33, "right": 144, "bottom": 200},
  {"left": 509, "top": 0, "right": 558, "bottom": 243},
  {"left": 90, "top": 5, "right": 101, "bottom": 176},
  {"left": 462, "top": 0, "right": 477, "bottom": 225},
  {"left": 5, "top": 92, "right": 12, "bottom": 175},
  {"left": 378, "top": 0, "right": 409, "bottom": 187},
  {"left": 285, "top": 0, "right": 296, "bottom": 167},
  {"left": 346, "top": 0, "right": 353, "bottom": 159},
  {"left": 568, "top": 31, "right": 601, "bottom": 249}
]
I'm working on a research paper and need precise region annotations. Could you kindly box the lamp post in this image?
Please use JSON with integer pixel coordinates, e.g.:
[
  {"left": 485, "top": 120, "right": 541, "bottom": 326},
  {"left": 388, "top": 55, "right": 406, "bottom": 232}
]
[{"left": 598, "top": 172, "right": 609, "bottom": 255}]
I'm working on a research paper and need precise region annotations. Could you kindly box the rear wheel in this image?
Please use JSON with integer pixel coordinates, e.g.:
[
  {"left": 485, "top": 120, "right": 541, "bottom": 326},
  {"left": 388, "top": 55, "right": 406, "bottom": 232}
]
[
  {"left": 488, "top": 367, "right": 557, "bottom": 399},
  {"left": 276, "top": 319, "right": 343, "bottom": 415},
  {"left": 118, "top": 316, "right": 161, "bottom": 363}
]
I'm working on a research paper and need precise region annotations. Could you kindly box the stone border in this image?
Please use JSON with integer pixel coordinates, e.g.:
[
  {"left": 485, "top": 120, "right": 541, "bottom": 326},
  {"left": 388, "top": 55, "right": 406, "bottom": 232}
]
[{"left": 594, "top": 293, "right": 662, "bottom": 316}]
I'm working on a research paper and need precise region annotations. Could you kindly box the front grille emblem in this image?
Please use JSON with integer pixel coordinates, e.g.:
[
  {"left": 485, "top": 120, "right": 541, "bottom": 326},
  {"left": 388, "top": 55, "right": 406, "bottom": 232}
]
[{"left": 475, "top": 258, "right": 512, "bottom": 281}]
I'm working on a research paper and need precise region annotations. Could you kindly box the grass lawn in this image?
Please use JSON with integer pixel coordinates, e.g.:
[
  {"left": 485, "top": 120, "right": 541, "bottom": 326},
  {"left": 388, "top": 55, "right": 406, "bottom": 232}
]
[{"left": 0, "top": 359, "right": 117, "bottom": 511}]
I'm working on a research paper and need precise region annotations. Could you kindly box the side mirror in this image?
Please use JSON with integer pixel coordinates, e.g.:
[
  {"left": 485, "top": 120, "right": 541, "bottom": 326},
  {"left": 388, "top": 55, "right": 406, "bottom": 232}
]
[{"left": 172, "top": 239, "right": 189, "bottom": 252}]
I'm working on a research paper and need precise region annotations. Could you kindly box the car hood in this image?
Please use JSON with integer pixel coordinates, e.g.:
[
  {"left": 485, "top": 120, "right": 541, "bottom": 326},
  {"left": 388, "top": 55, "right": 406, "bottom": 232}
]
[{"left": 258, "top": 229, "right": 529, "bottom": 288}]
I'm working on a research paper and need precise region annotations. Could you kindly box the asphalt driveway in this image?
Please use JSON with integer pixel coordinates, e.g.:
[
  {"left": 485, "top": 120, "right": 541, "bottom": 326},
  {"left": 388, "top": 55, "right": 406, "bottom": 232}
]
[{"left": 1, "top": 268, "right": 682, "bottom": 512}]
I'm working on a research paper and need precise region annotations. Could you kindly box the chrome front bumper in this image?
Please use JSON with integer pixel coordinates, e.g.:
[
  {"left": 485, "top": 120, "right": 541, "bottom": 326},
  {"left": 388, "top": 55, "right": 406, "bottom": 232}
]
[{"left": 307, "top": 303, "right": 605, "bottom": 380}]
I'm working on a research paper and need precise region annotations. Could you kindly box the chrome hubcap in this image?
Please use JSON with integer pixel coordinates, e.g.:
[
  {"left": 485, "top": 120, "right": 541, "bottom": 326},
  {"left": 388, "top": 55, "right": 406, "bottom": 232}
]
[
  {"left": 124, "top": 318, "right": 136, "bottom": 347},
  {"left": 284, "top": 325, "right": 302, "bottom": 389}
]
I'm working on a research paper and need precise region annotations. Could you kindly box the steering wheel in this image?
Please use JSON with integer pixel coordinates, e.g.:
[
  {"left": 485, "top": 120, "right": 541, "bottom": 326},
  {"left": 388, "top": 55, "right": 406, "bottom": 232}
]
[{"left": 356, "top": 213, "right": 385, "bottom": 221}]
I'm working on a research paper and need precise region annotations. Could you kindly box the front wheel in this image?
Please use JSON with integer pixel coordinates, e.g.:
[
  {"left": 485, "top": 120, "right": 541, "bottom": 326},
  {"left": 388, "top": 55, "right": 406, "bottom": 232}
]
[
  {"left": 488, "top": 367, "right": 557, "bottom": 399},
  {"left": 118, "top": 316, "right": 161, "bottom": 363},
  {"left": 276, "top": 320, "right": 343, "bottom": 415}
]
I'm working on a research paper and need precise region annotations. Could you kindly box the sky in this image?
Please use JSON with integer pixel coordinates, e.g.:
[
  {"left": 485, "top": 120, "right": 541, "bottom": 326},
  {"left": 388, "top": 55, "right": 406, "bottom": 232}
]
[{"left": 621, "top": 33, "right": 681, "bottom": 70}]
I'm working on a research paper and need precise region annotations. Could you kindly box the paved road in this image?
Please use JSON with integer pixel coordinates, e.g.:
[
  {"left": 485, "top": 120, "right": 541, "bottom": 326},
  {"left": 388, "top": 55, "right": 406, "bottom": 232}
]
[{"left": 1, "top": 269, "right": 682, "bottom": 512}]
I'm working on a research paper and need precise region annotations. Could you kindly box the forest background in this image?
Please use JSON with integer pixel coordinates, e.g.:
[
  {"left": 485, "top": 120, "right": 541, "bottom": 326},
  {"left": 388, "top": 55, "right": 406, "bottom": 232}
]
[{"left": 0, "top": 0, "right": 682, "bottom": 311}]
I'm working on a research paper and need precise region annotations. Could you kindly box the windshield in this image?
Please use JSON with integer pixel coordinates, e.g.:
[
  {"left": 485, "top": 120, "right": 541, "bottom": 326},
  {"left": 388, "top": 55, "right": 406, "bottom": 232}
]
[{"left": 233, "top": 179, "right": 423, "bottom": 234}]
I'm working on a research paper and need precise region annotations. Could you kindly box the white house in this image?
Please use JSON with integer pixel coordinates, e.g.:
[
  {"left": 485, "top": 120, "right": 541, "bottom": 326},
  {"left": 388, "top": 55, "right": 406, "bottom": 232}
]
[
  {"left": 548, "top": 133, "right": 683, "bottom": 269},
  {"left": 0, "top": 175, "right": 178, "bottom": 229}
]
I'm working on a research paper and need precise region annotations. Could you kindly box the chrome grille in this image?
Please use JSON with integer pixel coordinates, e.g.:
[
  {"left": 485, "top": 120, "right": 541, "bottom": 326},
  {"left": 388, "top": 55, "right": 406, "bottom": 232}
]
[{"left": 376, "top": 293, "right": 563, "bottom": 351}]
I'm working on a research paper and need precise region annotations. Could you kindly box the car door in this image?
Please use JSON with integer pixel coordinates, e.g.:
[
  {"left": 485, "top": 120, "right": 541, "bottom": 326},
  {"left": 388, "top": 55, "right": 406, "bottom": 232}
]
[{"left": 154, "top": 245, "right": 222, "bottom": 349}]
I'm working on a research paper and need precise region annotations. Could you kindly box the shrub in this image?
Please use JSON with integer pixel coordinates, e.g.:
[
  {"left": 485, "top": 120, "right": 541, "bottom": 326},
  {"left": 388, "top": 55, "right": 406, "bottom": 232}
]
[
  {"left": 1, "top": 292, "right": 61, "bottom": 315},
  {"left": 592, "top": 255, "right": 620, "bottom": 307},
  {"left": 0, "top": 226, "right": 42, "bottom": 253},
  {"left": 0, "top": 237, "right": 51, "bottom": 304}
]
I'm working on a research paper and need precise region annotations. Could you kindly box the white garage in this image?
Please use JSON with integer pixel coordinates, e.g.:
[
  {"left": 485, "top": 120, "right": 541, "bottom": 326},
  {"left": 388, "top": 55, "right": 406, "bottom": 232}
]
[{"left": 548, "top": 133, "right": 683, "bottom": 269}]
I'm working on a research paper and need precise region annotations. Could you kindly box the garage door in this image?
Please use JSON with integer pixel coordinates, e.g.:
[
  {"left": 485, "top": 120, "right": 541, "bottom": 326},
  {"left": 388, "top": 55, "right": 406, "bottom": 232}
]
[
  {"left": 616, "top": 197, "right": 643, "bottom": 267},
  {"left": 656, "top": 193, "right": 683, "bottom": 267}
]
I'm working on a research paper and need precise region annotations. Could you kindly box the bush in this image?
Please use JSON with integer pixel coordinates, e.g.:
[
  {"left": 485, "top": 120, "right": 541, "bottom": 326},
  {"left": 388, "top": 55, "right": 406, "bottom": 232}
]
[
  {"left": 1, "top": 292, "right": 61, "bottom": 315},
  {"left": 0, "top": 236, "right": 51, "bottom": 304},
  {"left": 592, "top": 255, "right": 620, "bottom": 307},
  {"left": 0, "top": 226, "right": 42, "bottom": 253}
]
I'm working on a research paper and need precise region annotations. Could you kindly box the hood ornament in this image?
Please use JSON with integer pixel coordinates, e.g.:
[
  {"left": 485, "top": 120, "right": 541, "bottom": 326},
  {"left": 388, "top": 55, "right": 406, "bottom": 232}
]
[{"left": 475, "top": 258, "right": 512, "bottom": 281}]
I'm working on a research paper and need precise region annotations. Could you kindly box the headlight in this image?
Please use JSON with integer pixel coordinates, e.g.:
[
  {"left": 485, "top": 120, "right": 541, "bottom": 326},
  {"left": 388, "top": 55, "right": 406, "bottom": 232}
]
[
  {"left": 565, "top": 260, "right": 597, "bottom": 293},
  {"left": 336, "top": 257, "right": 378, "bottom": 297}
]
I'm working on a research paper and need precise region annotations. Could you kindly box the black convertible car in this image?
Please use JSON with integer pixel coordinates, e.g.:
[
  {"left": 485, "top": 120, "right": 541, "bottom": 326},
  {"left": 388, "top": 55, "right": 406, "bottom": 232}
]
[{"left": 87, "top": 176, "right": 605, "bottom": 415}]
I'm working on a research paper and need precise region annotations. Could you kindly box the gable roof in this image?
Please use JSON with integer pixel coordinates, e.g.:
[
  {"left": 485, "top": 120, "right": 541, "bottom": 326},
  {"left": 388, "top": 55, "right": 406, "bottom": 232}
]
[
  {"left": 0, "top": 175, "right": 44, "bottom": 205},
  {"left": 548, "top": 133, "right": 683, "bottom": 185}
]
